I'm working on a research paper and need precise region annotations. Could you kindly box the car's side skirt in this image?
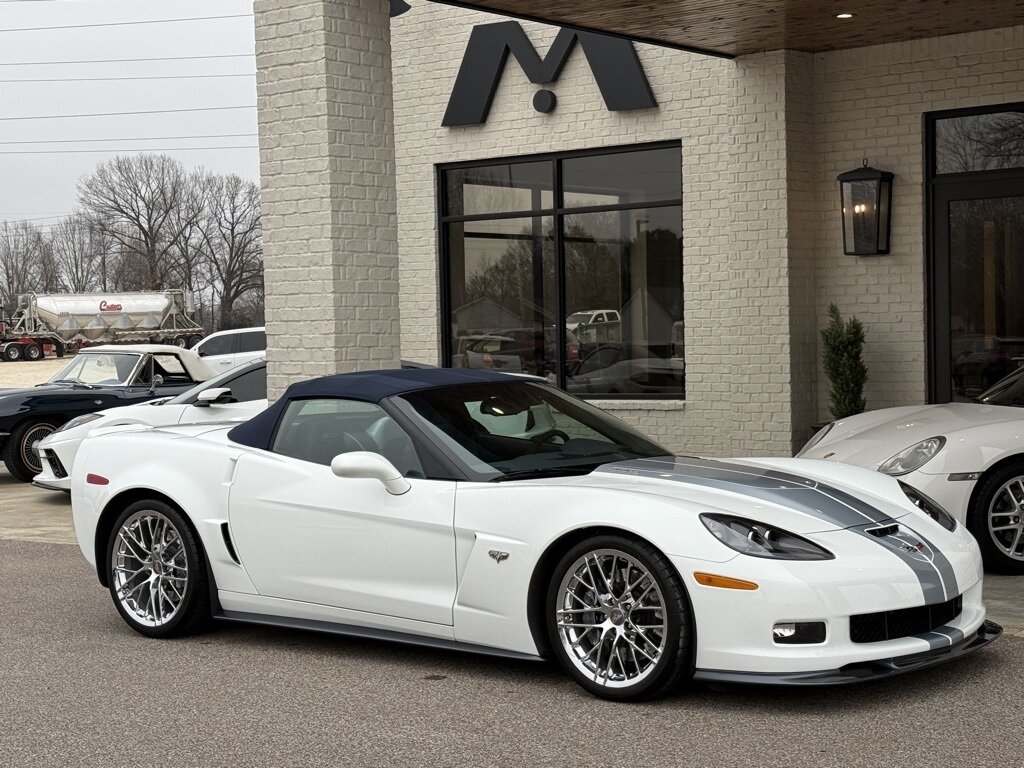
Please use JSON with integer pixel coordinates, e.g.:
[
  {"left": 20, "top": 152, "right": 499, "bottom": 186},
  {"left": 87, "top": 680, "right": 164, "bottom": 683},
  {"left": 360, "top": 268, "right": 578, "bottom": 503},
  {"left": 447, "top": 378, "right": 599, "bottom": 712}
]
[{"left": 215, "top": 609, "right": 545, "bottom": 663}]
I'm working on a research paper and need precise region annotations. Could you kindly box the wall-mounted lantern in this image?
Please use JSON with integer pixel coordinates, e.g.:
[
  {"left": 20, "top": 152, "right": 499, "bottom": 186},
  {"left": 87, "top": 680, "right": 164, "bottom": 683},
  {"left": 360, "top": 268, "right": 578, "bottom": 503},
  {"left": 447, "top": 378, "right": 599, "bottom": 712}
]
[{"left": 838, "top": 161, "right": 894, "bottom": 256}]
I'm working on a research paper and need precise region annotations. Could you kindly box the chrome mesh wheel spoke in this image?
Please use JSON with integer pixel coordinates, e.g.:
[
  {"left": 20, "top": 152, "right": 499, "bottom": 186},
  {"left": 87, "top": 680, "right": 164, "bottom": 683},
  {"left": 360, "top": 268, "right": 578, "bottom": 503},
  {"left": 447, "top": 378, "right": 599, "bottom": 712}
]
[
  {"left": 988, "top": 478, "right": 1024, "bottom": 563},
  {"left": 112, "top": 510, "right": 189, "bottom": 628},
  {"left": 556, "top": 548, "right": 668, "bottom": 689}
]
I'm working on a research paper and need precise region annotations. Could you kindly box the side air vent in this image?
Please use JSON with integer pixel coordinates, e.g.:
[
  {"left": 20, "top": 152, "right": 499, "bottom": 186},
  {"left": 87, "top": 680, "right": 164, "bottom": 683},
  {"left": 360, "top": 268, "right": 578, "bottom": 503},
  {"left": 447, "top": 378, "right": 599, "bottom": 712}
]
[
  {"left": 867, "top": 524, "right": 899, "bottom": 538},
  {"left": 221, "top": 522, "right": 240, "bottom": 564}
]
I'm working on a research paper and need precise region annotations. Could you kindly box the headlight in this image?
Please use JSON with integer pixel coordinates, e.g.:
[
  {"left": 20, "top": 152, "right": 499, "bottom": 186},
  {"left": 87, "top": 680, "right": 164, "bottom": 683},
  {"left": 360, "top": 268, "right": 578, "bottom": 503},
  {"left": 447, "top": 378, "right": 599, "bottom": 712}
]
[
  {"left": 878, "top": 437, "right": 945, "bottom": 476},
  {"left": 796, "top": 422, "right": 833, "bottom": 457},
  {"left": 56, "top": 413, "right": 106, "bottom": 433},
  {"left": 700, "top": 514, "right": 835, "bottom": 561},
  {"left": 899, "top": 481, "right": 957, "bottom": 531}
]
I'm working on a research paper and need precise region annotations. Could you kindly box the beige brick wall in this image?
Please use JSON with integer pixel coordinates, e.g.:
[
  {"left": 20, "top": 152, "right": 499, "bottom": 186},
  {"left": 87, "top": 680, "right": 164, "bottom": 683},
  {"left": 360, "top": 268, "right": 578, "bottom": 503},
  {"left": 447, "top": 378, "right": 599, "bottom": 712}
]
[
  {"left": 256, "top": 0, "right": 400, "bottom": 399},
  {"left": 813, "top": 27, "right": 1024, "bottom": 419}
]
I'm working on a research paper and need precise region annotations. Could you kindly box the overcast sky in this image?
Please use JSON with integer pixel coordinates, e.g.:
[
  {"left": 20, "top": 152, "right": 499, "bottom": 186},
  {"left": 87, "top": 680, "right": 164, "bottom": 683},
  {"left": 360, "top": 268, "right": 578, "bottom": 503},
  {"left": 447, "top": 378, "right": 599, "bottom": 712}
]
[{"left": 0, "top": 0, "right": 258, "bottom": 230}]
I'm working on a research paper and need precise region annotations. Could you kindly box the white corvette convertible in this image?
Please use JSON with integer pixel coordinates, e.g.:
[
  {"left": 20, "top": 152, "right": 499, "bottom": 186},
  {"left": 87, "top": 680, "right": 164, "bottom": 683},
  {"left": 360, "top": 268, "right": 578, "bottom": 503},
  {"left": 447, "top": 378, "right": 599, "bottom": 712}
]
[
  {"left": 799, "top": 366, "right": 1024, "bottom": 574},
  {"left": 71, "top": 369, "right": 1000, "bottom": 701}
]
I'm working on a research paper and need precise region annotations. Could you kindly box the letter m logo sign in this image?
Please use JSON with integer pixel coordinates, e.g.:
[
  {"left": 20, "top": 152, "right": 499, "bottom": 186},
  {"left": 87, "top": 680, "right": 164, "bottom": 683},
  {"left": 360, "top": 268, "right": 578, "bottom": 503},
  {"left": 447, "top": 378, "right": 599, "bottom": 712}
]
[{"left": 442, "top": 21, "right": 657, "bottom": 127}]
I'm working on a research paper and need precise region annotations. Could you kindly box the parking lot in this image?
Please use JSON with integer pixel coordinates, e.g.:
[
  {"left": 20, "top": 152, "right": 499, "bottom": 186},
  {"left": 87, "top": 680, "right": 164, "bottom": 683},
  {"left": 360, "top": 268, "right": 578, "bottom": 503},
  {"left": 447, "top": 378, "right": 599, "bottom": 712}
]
[{"left": 1, "top": 465, "right": 1023, "bottom": 767}]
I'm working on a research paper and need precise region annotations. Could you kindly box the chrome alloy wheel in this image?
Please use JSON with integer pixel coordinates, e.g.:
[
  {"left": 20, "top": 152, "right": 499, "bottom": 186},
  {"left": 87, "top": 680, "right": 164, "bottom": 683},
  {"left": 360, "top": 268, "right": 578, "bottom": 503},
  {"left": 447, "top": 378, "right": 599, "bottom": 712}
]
[
  {"left": 555, "top": 548, "right": 668, "bottom": 689},
  {"left": 988, "top": 476, "right": 1024, "bottom": 562},
  {"left": 112, "top": 510, "right": 189, "bottom": 627}
]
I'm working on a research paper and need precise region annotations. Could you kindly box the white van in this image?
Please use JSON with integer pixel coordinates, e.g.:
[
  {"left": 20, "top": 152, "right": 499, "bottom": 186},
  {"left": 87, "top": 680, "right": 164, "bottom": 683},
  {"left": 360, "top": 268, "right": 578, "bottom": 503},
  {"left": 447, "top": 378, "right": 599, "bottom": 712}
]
[{"left": 192, "top": 326, "right": 266, "bottom": 371}]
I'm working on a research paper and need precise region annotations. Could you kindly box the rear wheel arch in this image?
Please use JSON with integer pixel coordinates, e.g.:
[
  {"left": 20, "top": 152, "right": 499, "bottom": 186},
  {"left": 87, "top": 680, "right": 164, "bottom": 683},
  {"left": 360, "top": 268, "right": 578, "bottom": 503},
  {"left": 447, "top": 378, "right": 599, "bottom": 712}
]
[
  {"left": 95, "top": 488, "right": 194, "bottom": 587},
  {"left": 525, "top": 526, "right": 691, "bottom": 660}
]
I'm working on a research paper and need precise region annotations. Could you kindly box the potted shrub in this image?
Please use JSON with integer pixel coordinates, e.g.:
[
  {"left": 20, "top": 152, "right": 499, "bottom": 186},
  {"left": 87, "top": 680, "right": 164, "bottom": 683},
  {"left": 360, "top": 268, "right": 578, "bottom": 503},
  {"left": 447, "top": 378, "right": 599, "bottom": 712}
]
[{"left": 821, "top": 303, "right": 867, "bottom": 420}]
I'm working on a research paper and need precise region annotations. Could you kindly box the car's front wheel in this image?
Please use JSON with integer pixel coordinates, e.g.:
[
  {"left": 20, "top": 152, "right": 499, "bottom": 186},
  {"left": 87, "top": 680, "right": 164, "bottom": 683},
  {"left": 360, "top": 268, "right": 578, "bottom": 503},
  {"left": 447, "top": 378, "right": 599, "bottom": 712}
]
[
  {"left": 3, "top": 419, "right": 60, "bottom": 482},
  {"left": 546, "top": 535, "right": 693, "bottom": 701},
  {"left": 969, "top": 461, "right": 1024, "bottom": 574},
  {"left": 106, "top": 500, "right": 211, "bottom": 638}
]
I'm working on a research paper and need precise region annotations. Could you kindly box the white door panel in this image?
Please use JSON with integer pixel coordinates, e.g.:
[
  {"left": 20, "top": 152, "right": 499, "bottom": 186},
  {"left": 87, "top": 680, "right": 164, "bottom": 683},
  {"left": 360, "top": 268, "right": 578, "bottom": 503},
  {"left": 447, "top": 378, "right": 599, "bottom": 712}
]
[{"left": 228, "top": 451, "right": 458, "bottom": 625}]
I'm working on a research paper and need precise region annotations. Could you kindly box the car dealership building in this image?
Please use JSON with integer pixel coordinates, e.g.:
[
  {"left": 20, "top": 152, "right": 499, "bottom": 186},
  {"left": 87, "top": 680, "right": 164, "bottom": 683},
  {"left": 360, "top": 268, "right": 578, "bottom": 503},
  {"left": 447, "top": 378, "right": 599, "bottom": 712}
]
[{"left": 254, "top": 0, "right": 1024, "bottom": 456}]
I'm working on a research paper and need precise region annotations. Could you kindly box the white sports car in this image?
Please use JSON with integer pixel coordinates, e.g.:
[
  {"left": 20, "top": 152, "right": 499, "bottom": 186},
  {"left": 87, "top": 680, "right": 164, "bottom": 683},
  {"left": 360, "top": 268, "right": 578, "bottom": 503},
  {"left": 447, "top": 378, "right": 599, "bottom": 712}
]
[
  {"left": 798, "top": 366, "right": 1024, "bottom": 574},
  {"left": 71, "top": 369, "right": 1000, "bottom": 701},
  {"left": 34, "top": 359, "right": 267, "bottom": 492}
]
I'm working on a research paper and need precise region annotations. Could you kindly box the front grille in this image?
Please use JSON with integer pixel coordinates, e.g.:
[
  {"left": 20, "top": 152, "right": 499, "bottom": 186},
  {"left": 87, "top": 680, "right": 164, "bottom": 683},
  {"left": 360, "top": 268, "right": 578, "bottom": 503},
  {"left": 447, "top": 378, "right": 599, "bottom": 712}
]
[
  {"left": 850, "top": 595, "right": 963, "bottom": 643},
  {"left": 41, "top": 449, "right": 67, "bottom": 479}
]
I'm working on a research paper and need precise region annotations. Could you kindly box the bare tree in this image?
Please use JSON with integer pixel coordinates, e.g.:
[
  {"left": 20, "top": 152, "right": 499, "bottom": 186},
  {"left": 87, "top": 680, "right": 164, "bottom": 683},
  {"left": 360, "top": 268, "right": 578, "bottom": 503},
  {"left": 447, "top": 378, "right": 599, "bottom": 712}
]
[
  {"left": 0, "top": 220, "right": 46, "bottom": 311},
  {"left": 77, "top": 154, "right": 203, "bottom": 290},
  {"left": 200, "top": 174, "right": 263, "bottom": 329},
  {"left": 49, "top": 215, "right": 108, "bottom": 292}
]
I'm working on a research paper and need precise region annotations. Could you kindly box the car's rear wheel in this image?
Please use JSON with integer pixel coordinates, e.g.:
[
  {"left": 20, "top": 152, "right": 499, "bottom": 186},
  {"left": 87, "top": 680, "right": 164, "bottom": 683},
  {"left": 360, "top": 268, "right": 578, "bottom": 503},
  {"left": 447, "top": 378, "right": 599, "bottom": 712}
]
[
  {"left": 106, "top": 500, "right": 211, "bottom": 638},
  {"left": 3, "top": 419, "right": 60, "bottom": 482},
  {"left": 546, "top": 535, "right": 693, "bottom": 701},
  {"left": 969, "top": 461, "right": 1024, "bottom": 574}
]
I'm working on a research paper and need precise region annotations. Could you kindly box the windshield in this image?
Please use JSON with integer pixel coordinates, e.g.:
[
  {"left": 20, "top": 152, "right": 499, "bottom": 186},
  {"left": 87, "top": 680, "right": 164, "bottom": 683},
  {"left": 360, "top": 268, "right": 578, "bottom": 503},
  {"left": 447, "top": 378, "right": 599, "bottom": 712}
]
[
  {"left": 50, "top": 352, "right": 141, "bottom": 386},
  {"left": 976, "top": 367, "right": 1024, "bottom": 407},
  {"left": 395, "top": 381, "right": 670, "bottom": 480},
  {"left": 567, "top": 313, "right": 590, "bottom": 323}
]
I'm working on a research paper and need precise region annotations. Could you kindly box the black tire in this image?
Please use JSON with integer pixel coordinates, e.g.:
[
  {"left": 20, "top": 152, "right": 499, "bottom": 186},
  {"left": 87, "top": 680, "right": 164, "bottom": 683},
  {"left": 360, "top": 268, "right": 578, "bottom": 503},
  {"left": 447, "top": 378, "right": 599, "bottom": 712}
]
[
  {"left": 2, "top": 344, "right": 22, "bottom": 362},
  {"left": 23, "top": 343, "right": 42, "bottom": 361},
  {"left": 106, "top": 499, "right": 211, "bottom": 638},
  {"left": 3, "top": 419, "right": 60, "bottom": 482},
  {"left": 170, "top": 336, "right": 188, "bottom": 348},
  {"left": 968, "top": 460, "right": 1024, "bottom": 574},
  {"left": 186, "top": 334, "right": 204, "bottom": 348},
  {"left": 545, "top": 534, "right": 693, "bottom": 701},
  {"left": 53, "top": 339, "right": 65, "bottom": 358}
]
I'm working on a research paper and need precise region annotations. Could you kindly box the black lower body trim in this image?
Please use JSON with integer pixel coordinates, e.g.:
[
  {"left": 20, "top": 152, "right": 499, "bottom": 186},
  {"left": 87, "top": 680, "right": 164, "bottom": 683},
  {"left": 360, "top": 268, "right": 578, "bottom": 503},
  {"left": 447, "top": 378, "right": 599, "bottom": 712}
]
[
  {"left": 694, "top": 620, "right": 1002, "bottom": 687},
  {"left": 215, "top": 609, "right": 544, "bottom": 662}
]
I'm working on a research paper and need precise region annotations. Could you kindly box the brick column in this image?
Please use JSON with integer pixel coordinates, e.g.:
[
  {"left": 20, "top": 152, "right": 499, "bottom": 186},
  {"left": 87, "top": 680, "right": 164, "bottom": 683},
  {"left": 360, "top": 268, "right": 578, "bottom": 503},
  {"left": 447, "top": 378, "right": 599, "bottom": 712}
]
[{"left": 256, "top": 0, "right": 400, "bottom": 399}]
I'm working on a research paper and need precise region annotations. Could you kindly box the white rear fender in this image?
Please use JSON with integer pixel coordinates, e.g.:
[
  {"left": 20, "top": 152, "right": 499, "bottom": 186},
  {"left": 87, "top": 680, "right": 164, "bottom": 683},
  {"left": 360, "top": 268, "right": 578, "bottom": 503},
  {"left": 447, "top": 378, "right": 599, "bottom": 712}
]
[{"left": 71, "top": 431, "right": 257, "bottom": 596}]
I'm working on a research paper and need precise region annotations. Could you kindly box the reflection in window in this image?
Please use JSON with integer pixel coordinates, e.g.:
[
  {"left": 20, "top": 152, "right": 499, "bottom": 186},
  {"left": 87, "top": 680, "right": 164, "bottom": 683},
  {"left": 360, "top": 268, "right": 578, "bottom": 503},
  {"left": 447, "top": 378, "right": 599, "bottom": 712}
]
[
  {"left": 442, "top": 144, "right": 683, "bottom": 398},
  {"left": 935, "top": 111, "right": 1024, "bottom": 174}
]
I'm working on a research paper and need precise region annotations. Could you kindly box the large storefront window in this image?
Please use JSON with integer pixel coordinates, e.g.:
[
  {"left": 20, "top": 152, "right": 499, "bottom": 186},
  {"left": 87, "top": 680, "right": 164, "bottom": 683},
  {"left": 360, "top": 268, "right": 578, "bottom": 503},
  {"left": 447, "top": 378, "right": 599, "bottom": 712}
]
[
  {"left": 929, "top": 105, "right": 1024, "bottom": 402},
  {"left": 441, "top": 143, "right": 684, "bottom": 399}
]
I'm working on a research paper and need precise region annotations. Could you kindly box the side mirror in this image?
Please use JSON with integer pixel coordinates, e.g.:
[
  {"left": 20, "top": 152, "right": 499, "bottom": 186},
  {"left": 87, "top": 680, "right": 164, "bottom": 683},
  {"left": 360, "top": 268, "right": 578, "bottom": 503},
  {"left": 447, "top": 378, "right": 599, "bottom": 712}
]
[
  {"left": 194, "top": 387, "right": 233, "bottom": 407},
  {"left": 149, "top": 374, "right": 164, "bottom": 391},
  {"left": 197, "top": 349, "right": 208, "bottom": 357},
  {"left": 330, "top": 451, "right": 411, "bottom": 495}
]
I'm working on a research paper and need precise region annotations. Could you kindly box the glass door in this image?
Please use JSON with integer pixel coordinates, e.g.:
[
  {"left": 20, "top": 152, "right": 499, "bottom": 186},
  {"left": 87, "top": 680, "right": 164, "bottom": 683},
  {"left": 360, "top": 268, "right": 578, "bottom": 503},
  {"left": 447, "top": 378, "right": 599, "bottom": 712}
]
[{"left": 932, "top": 181, "right": 1024, "bottom": 401}]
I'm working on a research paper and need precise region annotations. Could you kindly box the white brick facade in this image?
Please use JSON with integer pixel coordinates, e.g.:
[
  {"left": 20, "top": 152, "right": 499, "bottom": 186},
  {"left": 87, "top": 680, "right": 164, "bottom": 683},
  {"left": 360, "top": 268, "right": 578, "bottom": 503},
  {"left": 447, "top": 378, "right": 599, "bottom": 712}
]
[{"left": 255, "top": 0, "right": 1024, "bottom": 457}]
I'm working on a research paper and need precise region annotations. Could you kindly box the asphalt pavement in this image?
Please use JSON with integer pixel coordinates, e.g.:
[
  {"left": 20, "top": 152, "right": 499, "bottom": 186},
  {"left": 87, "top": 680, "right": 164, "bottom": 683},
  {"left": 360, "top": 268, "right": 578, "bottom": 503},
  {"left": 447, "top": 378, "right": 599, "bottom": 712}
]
[{"left": 3, "top": 469, "right": 1024, "bottom": 767}]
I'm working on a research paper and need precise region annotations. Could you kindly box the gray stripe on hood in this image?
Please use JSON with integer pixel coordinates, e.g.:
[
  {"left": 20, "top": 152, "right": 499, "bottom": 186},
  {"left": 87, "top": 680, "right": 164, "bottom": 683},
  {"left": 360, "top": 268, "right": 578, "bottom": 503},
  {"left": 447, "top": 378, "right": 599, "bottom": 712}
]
[{"left": 600, "top": 456, "right": 959, "bottom": 602}]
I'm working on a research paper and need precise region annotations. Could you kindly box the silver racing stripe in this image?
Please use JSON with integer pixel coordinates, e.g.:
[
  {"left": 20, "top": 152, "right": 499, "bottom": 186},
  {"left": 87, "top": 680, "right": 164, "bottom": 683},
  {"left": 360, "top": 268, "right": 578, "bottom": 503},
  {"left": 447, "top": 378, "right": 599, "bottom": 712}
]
[
  {"left": 919, "top": 625, "right": 966, "bottom": 650},
  {"left": 600, "top": 456, "right": 959, "bottom": 602}
]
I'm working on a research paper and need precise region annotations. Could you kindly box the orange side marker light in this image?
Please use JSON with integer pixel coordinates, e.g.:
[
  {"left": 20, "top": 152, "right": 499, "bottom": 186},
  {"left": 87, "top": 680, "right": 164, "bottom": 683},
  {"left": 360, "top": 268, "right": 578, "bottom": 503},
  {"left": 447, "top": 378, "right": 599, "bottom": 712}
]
[{"left": 693, "top": 572, "right": 758, "bottom": 590}]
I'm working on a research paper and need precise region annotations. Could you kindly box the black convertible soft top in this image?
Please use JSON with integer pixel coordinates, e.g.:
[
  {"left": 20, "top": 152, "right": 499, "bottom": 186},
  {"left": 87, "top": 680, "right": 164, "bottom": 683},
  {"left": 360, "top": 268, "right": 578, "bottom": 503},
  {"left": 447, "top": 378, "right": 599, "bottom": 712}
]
[{"left": 227, "top": 367, "right": 520, "bottom": 450}]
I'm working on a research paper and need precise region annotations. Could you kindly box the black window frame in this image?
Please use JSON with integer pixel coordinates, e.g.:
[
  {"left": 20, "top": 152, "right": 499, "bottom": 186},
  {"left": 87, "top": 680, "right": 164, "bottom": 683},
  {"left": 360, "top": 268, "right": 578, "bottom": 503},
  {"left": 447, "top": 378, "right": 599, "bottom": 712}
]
[
  {"left": 925, "top": 102, "right": 1024, "bottom": 402},
  {"left": 437, "top": 140, "right": 684, "bottom": 400}
]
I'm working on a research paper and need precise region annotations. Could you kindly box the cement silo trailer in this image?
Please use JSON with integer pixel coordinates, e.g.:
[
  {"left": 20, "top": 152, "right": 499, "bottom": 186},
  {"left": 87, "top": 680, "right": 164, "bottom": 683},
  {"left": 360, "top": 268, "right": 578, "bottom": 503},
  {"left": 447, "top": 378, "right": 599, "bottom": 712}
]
[{"left": 0, "top": 290, "right": 205, "bottom": 361}]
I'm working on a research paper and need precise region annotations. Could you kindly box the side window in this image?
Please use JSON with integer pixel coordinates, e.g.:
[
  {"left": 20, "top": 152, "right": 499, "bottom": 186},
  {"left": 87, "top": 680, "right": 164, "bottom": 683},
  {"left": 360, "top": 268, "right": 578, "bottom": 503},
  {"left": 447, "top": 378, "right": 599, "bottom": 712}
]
[
  {"left": 594, "top": 313, "right": 606, "bottom": 323},
  {"left": 197, "top": 334, "right": 233, "bottom": 358},
  {"left": 237, "top": 330, "right": 266, "bottom": 354},
  {"left": 224, "top": 367, "right": 267, "bottom": 402},
  {"left": 271, "top": 398, "right": 423, "bottom": 477}
]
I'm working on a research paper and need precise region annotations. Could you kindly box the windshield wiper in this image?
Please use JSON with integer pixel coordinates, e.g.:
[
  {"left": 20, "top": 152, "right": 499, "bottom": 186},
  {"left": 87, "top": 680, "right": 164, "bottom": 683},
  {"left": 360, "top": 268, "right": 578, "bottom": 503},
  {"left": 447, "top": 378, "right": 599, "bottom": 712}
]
[
  {"left": 46, "top": 379, "right": 100, "bottom": 389},
  {"left": 492, "top": 466, "right": 598, "bottom": 482}
]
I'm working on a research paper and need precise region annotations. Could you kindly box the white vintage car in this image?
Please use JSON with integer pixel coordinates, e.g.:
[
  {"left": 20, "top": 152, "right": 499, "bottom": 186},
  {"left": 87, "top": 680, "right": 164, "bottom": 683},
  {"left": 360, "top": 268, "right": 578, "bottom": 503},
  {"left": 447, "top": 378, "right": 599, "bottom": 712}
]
[
  {"left": 34, "top": 359, "right": 267, "bottom": 492},
  {"left": 70, "top": 369, "right": 999, "bottom": 701},
  {"left": 799, "top": 366, "right": 1024, "bottom": 574}
]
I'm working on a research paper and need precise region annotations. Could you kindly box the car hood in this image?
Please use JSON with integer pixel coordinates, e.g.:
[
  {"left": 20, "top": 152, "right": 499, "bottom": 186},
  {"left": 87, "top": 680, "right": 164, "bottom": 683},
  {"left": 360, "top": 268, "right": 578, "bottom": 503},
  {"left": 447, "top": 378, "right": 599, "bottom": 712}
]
[
  {"left": 802, "top": 402, "right": 1024, "bottom": 467},
  {"left": 580, "top": 455, "right": 915, "bottom": 534}
]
